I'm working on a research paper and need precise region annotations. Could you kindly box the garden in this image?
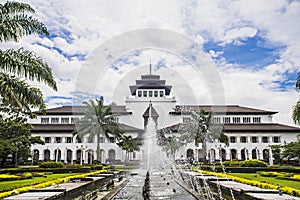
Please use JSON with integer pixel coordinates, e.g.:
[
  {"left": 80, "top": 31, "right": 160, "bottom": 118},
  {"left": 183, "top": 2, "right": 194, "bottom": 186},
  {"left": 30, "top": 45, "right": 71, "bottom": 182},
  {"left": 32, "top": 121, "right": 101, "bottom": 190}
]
[
  {"left": 0, "top": 161, "right": 111, "bottom": 199},
  {"left": 194, "top": 159, "right": 300, "bottom": 197}
]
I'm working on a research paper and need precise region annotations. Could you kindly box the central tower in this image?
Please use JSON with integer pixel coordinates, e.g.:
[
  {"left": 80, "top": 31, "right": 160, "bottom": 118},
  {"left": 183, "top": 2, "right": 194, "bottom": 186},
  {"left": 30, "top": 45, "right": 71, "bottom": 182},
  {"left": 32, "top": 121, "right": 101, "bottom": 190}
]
[{"left": 119, "top": 64, "right": 180, "bottom": 130}]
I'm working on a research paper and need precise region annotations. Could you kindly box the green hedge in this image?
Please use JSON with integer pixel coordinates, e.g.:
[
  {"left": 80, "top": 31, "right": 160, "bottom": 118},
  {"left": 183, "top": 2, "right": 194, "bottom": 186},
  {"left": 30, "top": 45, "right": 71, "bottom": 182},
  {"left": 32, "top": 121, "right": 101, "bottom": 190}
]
[
  {"left": 240, "top": 159, "right": 268, "bottom": 167},
  {"left": 39, "top": 161, "right": 64, "bottom": 168}
]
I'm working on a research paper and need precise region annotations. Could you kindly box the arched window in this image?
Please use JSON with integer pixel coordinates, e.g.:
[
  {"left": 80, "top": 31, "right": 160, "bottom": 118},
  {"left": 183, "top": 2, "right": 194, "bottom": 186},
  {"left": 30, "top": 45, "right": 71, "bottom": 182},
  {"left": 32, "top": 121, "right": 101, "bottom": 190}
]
[
  {"left": 262, "top": 149, "right": 269, "bottom": 161},
  {"left": 230, "top": 149, "right": 237, "bottom": 160},
  {"left": 186, "top": 149, "right": 194, "bottom": 159},
  {"left": 54, "top": 149, "right": 61, "bottom": 162},
  {"left": 44, "top": 149, "right": 50, "bottom": 161},
  {"left": 108, "top": 149, "right": 116, "bottom": 161},
  {"left": 252, "top": 149, "right": 258, "bottom": 159},
  {"left": 220, "top": 149, "right": 226, "bottom": 161},
  {"left": 66, "top": 149, "right": 72, "bottom": 163},
  {"left": 33, "top": 149, "right": 39, "bottom": 161}
]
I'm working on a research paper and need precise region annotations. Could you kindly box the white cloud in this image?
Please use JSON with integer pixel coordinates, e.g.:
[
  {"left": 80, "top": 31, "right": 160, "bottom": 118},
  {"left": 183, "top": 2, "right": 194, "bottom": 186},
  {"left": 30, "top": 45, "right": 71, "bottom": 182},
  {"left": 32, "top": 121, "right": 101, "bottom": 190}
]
[
  {"left": 6, "top": 0, "right": 299, "bottom": 126},
  {"left": 222, "top": 27, "right": 257, "bottom": 45}
]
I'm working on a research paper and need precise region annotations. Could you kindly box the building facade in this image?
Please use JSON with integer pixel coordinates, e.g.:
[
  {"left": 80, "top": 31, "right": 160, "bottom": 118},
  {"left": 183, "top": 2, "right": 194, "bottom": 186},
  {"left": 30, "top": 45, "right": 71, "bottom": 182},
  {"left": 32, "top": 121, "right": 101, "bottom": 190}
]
[{"left": 29, "top": 71, "right": 300, "bottom": 164}]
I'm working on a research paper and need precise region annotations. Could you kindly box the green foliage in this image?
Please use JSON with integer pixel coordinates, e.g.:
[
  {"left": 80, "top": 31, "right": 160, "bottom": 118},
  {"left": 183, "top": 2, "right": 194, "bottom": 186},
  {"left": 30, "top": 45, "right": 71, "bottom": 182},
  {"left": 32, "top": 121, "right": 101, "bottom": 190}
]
[
  {"left": 117, "top": 135, "right": 139, "bottom": 162},
  {"left": 292, "top": 101, "right": 300, "bottom": 125},
  {"left": 0, "top": 173, "right": 70, "bottom": 192},
  {"left": 0, "top": 1, "right": 56, "bottom": 113},
  {"left": 74, "top": 98, "right": 124, "bottom": 161},
  {"left": 0, "top": 106, "right": 44, "bottom": 167},
  {"left": 292, "top": 72, "right": 300, "bottom": 125},
  {"left": 281, "top": 139, "right": 300, "bottom": 163},
  {"left": 39, "top": 161, "right": 63, "bottom": 168},
  {"left": 240, "top": 159, "right": 268, "bottom": 167},
  {"left": 222, "top": 160, "right": 240, "bottom": 166}
]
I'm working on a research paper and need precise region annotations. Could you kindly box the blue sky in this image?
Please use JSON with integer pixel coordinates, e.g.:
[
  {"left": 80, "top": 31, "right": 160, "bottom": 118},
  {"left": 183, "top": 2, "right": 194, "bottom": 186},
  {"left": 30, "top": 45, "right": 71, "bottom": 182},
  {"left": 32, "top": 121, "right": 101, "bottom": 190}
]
[{"left": 7, "top": 0, "right": 300, "bottom": 125}]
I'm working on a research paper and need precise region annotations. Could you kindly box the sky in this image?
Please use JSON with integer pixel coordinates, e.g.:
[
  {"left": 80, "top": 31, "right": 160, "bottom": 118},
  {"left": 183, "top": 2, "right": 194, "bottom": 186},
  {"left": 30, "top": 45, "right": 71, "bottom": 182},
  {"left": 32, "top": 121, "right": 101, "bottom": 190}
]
[{"left": 2, "top": 0, "right": 300, "bottom": 125}]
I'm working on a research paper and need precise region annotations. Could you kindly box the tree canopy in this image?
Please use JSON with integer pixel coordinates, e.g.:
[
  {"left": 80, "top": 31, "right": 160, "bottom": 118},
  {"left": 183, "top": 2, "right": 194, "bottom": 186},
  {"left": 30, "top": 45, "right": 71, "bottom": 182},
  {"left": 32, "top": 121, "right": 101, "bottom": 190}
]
[
  {"left": 0, "top": 1, "right": 57, "bottom": 113},
  {"left": 74, "top": 98, "right": 124, "bottom": 162}
]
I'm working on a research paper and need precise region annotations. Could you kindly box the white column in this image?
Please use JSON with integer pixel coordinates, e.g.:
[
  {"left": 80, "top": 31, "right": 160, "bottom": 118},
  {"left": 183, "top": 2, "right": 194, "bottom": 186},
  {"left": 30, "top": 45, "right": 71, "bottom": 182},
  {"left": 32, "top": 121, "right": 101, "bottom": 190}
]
[{"left": 269, "top": 146, "right": 273, "bottom": 166}]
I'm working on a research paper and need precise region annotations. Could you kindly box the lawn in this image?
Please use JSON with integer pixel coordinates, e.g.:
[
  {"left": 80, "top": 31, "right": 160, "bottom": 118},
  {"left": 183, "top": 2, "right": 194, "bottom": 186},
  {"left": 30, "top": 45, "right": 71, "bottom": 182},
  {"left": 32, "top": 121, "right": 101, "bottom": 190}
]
[
  {"left": 228, "top": 173, "right": 300, "bottom": 190},
  {"left": 0, "top": 173, "right": 72, "bottom": 192}
]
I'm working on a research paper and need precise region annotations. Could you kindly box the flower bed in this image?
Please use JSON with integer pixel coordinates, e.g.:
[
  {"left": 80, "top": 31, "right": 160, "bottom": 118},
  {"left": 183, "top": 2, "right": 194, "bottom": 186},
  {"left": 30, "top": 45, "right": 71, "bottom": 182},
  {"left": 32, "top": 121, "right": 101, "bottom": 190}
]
[
  {"left": 193, "top": 168, "right": 300, "bottom": 197},
  {"left": 0, "top": 169, "right": 107, "bottom": 199}
]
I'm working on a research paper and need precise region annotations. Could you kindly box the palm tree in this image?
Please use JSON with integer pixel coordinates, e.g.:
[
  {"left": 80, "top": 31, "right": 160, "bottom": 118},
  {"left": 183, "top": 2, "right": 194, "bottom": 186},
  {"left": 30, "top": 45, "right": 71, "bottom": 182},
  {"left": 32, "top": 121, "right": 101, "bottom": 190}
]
[
  {"left": 0, "top": 1, "right": 57, "bottom": 112},
  {"left": 117, "top": 135, "right": 139, "bottom": 163},
  {"left": 74, "top": 98, "right": 123, "bottom": 162},
  {"left": 293, "top": 72, "right": 300, "bottom": 125},
  {"left": 163, "top": 135, "right": 182, "bottom": 160},
  {"left": 181, "top": 110, "right": 224, "bottom": 163}
]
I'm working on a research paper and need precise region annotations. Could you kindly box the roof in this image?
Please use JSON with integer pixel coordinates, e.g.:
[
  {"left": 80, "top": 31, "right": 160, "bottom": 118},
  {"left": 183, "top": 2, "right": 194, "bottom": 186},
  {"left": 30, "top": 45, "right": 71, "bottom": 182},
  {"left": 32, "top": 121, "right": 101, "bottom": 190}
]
[
  {"left": 31, "top": 123, "right": 144, "bottom": 133},
  {"left": 170, "top": 105, "right": 278, "bottom": 115},
  {"left": 129, "top": 74, "right": 172, "bottom": 95},
  {"left": 224, "top": 123, "right": 300, "bottom": 133},
  {"left": 159, "top": 123, "right": 300, "bottom": 133},
  {"left": 34, "top": 105, "right": 132, "bottom": 115}
]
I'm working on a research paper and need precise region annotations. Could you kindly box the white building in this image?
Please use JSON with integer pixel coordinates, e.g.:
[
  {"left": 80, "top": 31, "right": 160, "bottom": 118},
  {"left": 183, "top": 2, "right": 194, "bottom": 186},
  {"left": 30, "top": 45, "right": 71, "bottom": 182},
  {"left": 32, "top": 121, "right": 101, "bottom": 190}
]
[{"left": 30, "top": 70, "right": 300, "bottom": 164}]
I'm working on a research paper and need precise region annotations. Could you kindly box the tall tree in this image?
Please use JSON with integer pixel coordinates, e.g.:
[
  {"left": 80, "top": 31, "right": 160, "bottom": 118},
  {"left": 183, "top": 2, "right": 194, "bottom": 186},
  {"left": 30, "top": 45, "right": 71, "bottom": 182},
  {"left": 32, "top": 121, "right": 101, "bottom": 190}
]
[
  {"left": 293, "top": 72, "right": 300, "bottom": 125},
  {"left": 0, "top": 1, "right": 57, "bottom": 112},
  {"left": 74, "top": 98, "right": 123, "bottom": 162},
  {"left": 0, "top": 105, "right": 44, "bottom": 167},
  {"left": 281, "top": 138, "right": 300, "bottom": 165},
  {"left": 117, "top": 135, "right": 139, "bottom": 162},
  {"left": 180, "top": 110, "right": 225, "bottom": 163}
]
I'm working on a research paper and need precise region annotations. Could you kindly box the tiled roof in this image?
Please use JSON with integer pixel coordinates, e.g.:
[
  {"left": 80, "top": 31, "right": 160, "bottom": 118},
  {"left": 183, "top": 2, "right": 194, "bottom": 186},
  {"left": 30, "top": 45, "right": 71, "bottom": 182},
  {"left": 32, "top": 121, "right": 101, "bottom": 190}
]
[
  {"left": 170, "top": 105, "right": 278, "bottom": 115},
  {"left": 32, "top": 123, "right": 144, "bottom": 133},
  {"left": 34, "top": 106, "right": 132, "bottom": 115},
  {"left": 224, "top": 123, "right": 300, "bottom": 132},
  {"left": 159, "top": 123, "right": 300, "bottom": 133}
]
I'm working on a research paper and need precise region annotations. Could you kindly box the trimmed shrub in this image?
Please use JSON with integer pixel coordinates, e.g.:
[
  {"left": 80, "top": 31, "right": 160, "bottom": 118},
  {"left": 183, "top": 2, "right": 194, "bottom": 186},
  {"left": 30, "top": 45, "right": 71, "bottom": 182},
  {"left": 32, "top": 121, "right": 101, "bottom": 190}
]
[
  {"left": 39, "top": 161, "right": 64, "bottom": 168},
  {"left": 222, "top": 160, "right": 240, "bottom": 166},
  {"left": 240, "top": 159, "right": 268, "bottom": 167},
  {"left": 0, "top": 174, "right": 20, "bottom": 182}
]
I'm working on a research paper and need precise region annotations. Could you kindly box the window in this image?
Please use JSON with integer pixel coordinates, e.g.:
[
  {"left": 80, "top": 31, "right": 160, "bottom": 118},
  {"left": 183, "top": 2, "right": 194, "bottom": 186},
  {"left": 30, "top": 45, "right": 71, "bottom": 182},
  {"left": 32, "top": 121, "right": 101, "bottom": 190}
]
[
  {"left": 138, "top": 91, "right": 142, "bottom": 97},
  {"left": 230, "top": 136, "right": 236, "bottom": 143},
  {"left": 71, "top": 117, "right": 79, "bottom": 124},
  {"left": 109, "top": 137, "right": 115, "bottom": 143},
  {"left": 262, "top": 136, "right": 269, "bottom": 143},
  {"left": 66, "top": 137, "right": 73, "bottom": 143},
  {"left": 243, "top": 117, "right": 251, "bottom": 123},
  {"left": 76, "top": 137, "right": 82, "bottom": 143},
  {"left": 183, "top": 117, "right": 191, "bottom": 123},
  {"left": 51, "top": 118, "right": 59, "bottom": 124},
  {"left": 213, "top": 117, "right": 221, "bottom": 124},
  {"left": 143, "top": 91, "right": 147, "bottom": 97},
  {"left": 159, "top": 91, "right": 164, "bottom": 97},
  {"left": 87, "top": 136, "right": 94, "bottom": 143},
  {"left": 44, "top": 137, "right": 51, "bottom": 143},
  {"left": 223, "top": 117, "right": 231, "bottom": 124},
  {"left": 240, "top": 136, "right": 247, "bottom": 143},
  {"left": 154, "top": 91, "right": 158, "bottom": 97},
  {"left": 61, "top": 118, "right": 69, "bottom": 124},
  {"left": 253, "top": 117, "right": 261, "bottom": 123},
  {"left": 251, "top": 136, "right": 258, "bottom": 143},
  {"left": 233, "top": 117, "right": 240, "bottom": 124},
  {"left": 149, "top": 91, "right": 153, "bottom": 97},
  {"left": 41, "top": 118, "right": 49, "bottom": 124},
  {"left": 99, "top": 137, "right": 105, "bottom": 143},
  {"left": 55, "top": 137, "right": 61, "bottom": 143},
  {"left": 273, "top": 136, "right": 281, "bottom": 143}
]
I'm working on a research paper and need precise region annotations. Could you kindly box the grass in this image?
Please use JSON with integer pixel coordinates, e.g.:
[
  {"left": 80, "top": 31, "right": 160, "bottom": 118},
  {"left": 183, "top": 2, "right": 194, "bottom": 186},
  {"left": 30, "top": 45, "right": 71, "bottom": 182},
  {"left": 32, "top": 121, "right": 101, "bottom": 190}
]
[
  {"left": 228, "top": 173, "right": 300, "bottom": 190},
  {"left": 0, "top": 173, "right": 72, "bottom": 192}
]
